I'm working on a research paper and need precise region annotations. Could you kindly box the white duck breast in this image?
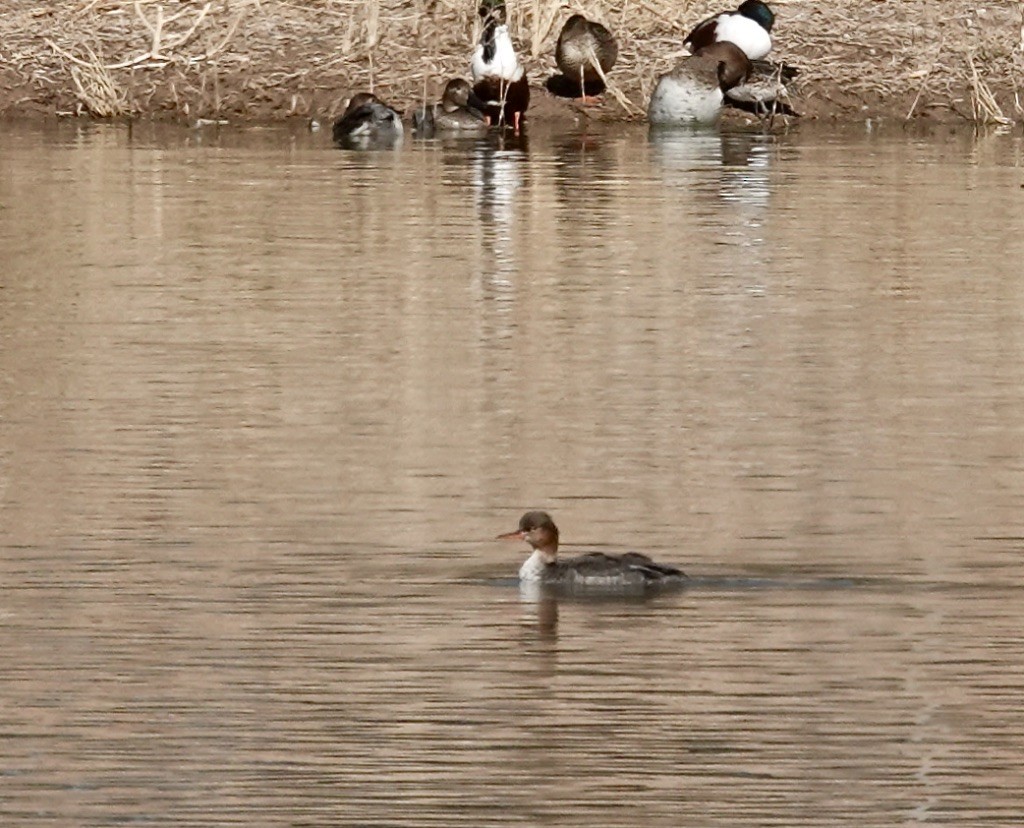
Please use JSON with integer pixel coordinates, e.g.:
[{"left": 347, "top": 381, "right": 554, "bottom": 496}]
[
  {"left": 709, "top": 14, "right": 771, "bottom": 60},
  {"left": 472, "top": 24, "right": 523, "bottom": 82}
]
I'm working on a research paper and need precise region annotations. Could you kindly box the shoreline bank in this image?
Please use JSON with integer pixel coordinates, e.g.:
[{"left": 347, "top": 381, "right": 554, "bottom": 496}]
[{"left": 1, "top": 1, "right": 1021, "bottom": 127}]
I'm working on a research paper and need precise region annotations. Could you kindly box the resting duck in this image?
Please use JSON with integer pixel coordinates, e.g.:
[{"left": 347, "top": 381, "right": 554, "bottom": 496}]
[
  {"left": 470, "top": 2, "right": 530, "bottom": 132},
  {"left": 647, "top": 40, "right": 794, "bottom": 126},
  {"left": 498, "top": 511, "right": 687, "bottom": 589},
  {"left": 553, "top": 14, "right": 618, "bottom": 102},
  {"left": 684, "top": 0, "right": 774, "bottom": 61},
  {"left": 332, "top": 93, "right": 404, "bottom": 147},
  {"left": 648, "top": 42, "right": 752, "bottom": 126},
  {"left": 412, "top": 78, "right": 488, "bottom": 133}
]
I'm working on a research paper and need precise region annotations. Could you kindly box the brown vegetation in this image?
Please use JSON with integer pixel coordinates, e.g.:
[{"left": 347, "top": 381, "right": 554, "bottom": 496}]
[{"left": 0, "top": 0, "right": 1021, "bottom": 124}]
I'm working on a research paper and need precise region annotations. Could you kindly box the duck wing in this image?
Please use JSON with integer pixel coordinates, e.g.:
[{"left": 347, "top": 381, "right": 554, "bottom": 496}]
[
  {"left": 561, "top": 551, "right": 630, "bottom": 576},
  {"left": 619, "top": 552, "right": 687, "bottom": 580},
  {"left": 683, "top": 14, "right": 720, "bottom": 54},
  {"left": 561, "top": 551, "right": 686, "bottom": 582}
]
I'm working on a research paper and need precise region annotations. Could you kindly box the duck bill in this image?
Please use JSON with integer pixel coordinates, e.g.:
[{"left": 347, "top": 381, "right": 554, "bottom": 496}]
[{"left": 495, "top": 530, "right": 526, "bottom": 540}]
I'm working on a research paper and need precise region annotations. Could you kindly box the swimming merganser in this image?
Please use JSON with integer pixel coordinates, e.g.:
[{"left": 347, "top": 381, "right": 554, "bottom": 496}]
[
  {"left": 497, "top": 511, "right": 687, "bottom": 588},
  {"left": 684, "top": 0, "right": 774, "bottom": 61}
]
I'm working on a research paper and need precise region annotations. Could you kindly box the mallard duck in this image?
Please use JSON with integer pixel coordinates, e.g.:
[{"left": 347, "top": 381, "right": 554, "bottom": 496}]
[
  {"left": 684, "top": 0, "right": 774, "bottom": 61},
  {"left": 554, "top": 14, "right": 618, "bottom": 102},
  {"left": 332, "top": 93, "right": 404, "bottom": 147},
  {"left": 412, "top": 79, "right": 488, "bottom": 133},
  {"left": 470, "top": 3, "right": 530, "bottom": 132}
]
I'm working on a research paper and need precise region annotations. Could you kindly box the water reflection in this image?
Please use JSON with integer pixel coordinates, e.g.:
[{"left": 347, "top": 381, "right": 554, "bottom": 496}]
[
  {"left": 552, "top": 133, "right": 618, "bottom": 236},
  {"left": 648, "top": 128, "right": 775, "bottom": 280},
  {"left": 334, "top": 132, "right": 404, "bottom": 151},
  {"left": 2, "top": 121, "right": 1024, "bottom": 827},
  {"left": 518, "top": 579, "right": 689, "bottom": 640},
  {"left": 520, "top": 582, "right": 560, "bottom": 638},
  {"left": 474, "top": 132, "right": 530, "bottom": 239},
  {"left": 718, "top": 133, "right": 772, "bottom": 207},
  {"left": 649, "top": 128, "right": 772, "bottom": 206},
  {"left": 473, "top": 132, "right": 529, "bottom": 304}
]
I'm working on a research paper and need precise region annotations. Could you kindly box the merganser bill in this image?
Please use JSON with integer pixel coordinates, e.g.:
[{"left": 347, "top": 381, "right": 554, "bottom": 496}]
[{"left": 497, "top": 511, "right": 687, "bottom": 588}]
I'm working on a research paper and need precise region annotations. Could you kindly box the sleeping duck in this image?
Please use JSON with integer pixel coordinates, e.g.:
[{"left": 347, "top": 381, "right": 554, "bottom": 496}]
[
  {"left": 332, "top": 93, "right": 404, "bottom": 147},
  {"left": 553, "top": 14, "right": 618, "bottom": 102},
  {"left": 649, "top": 42, "right": 751, "bottom": 126},
  {"left": 648, "top": 42, "right": 793, "bottom": 126},
  {"left": 412, "top": 78, "right": 488, "bottom": 133}
]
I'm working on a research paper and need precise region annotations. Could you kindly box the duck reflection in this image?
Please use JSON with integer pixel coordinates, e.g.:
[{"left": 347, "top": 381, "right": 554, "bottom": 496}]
[
  {"left": 648, "top": 128, "right": 775, "bottom": 265},
  {"left": 718, "top": 132, "right": 772, "bottom": 207},
  {"left": 518, "top": 579, "right": 683, "bottom": 641},
  {"left": 546, "top": 133, "right": 621, "bottom": 267},
  {"left": 553, "top": 133, "right": 616, "bottom": 203},
  {"left": 520, "top": 581, "right": 560, "bottom": 639},
  {"left": 472, "top": 131, "right": 529, "bottom": 296},
  {"left": 648, "top": 128, "right": 772, "bottom": 206}
]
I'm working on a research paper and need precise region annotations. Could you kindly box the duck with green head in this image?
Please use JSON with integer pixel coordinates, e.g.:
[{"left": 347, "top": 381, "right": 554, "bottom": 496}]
[{"left": 684, "top": 0, "right": 775, "bottom": 61}]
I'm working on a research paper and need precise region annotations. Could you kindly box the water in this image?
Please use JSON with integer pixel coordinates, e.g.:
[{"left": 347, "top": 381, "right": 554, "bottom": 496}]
[{"left": 2, "top": 119, "right": 1023, "bottom": 826}]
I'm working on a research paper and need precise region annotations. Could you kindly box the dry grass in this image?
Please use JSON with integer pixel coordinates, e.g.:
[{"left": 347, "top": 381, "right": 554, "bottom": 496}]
[{"left": 0, "top": 0, "right": 1021, "bottom": 122}]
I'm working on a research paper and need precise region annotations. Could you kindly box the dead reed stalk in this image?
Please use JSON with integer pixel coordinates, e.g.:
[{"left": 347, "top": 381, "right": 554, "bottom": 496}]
[
  {"left": 968, "top": 52, "right": 1012, "bottom": 126},
  {"left": 68, "top": 47, "right": 132, "bottom": 117}
]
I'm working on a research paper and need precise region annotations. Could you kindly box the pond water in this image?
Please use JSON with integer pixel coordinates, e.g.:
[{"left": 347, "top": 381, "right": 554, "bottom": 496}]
[{"left": 1, "top": 119, "right": 1023, "bottom": 826}]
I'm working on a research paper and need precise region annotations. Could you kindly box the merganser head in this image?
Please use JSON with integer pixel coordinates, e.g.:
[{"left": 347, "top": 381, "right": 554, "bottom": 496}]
[{"left": 496, "top": 511, "right": 560, "bottom": 562}]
